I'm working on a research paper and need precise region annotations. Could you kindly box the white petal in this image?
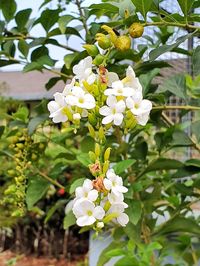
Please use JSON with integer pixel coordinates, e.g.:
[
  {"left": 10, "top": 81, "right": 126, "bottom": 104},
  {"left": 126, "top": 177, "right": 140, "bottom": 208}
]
[
  {"left": 102, "top": 115, "right": 114, "bottom": 125},
  {"left": 65, "top": 95, "right": 77, "bottom": 106},
  {"left": 108, "top": 192, "right": 124, "bottom": 204},
  {"left": 84, "top": 94, "right": 96, "bottom": 109},
  {"left": 106, "top": 169, "right": 116, "bottom": 179},
  {"left": 93, "top": 206, "right": 105, "bottom": 219},
  {"left": 122, "top": 87, "right": 135, "bottom": 97},
  {"left": 107, "top": 72, "right": 119, "bottom": 87},
  {"left": 77, "top": 215, "right": 95, "bottom": 226},
  {"left": 52, "top": 113, "right": 68, "bottom": 123},
  {"left": 72, "top": 86, "right": 85, "bottom": 97},
  {"left": 113, "top": 113, "right": 124, "bottom": 126},
  {"left": 140, "top": 99, "right": 152, "bottom": 112},
  {"left": 99, "top": 106, "right": 112, "bottom": 116},
  {"left": 88, "top": 190, "right": 98, "bottom": 201},
  {"left": 126, "top": 66, "right": 135, "bottom": 78},
  {"left": 48, "top": 101, "right": 59, "bottom": 113},
  {"left": 87, "top": 73, "right": 96, "bottom": 85},
  {"left": 104, "top": 89, "right": 115, "bottom": 96},
  {"left": 106, "top": 95, "right": 117, "bottom": 108},
  {"left": 136, "top": 113, "right": 150, "bottom": 126},
  {"left": 115, "top": 100, "right": 125, "bottom": 113},
  {"left": 117, "top": 213, "right": 129, "bottom": 226},
  {"left": 75, "top": 187, "right": 84, "bottom": 198},
  {"left": 63, "top": 78, "right": 75, "bottom": 95},
  {"left": 65, "top": 200, "right": 74, "bottom": 214},
  {"left": 103, "top": 178, "right": 112, "bottom": 191},
  {"left": 126, "top": 97, "right": 134, "bottom": 109},
  {"left": 84, "top": 56, "right": 93, "bottom": 68},
  {"left": 117, "top": 185, "right": 128, "bottom": 193},
  {"left": 54, "top": 92, "right": 66, "bottom": 107},
  {"left": 112, "top": 80, "right": 124, "bottom": 90},
  {"left": 83, "top": 179, "right": 93, "bottom": 190}
]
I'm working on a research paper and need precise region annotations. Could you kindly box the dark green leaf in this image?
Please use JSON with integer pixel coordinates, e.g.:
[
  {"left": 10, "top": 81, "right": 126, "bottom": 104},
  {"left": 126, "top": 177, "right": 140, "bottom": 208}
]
[
  {"left": 39, "top": 9, "right": 60, "bottom": 32},
  {"left": 77, "top": 153, "right": 91, "bottom": 167},
  {"left": 18, "top": 40, "right": 29, "bottom": 57},
  {"left": 177, "top": 0, "right": 194, "bottom": 16},
  {"left": 0, "top": 126, "right": 5, "bottom": 138},
  {"left": 126, "top": 200, "right": 142, "bottom": 225},
  {"left": 144, "top": 158, "right": 183, "bottom": 174},
  {"left": 45, "top": 77, "right": 61, "bottom": 90},
  {"left": 0, "top": 0, "right": 16, "bottom": 22},
  {"left": 45, "top": 199, "right": 67, "bottom": 223},
  {"left": 28, "top": 114, "right": 49, "bottom": 135},
  {"left": 89, "top": 3, "right": 119, "bottom": 13},
  {"left": 26, "top": 176, "right": 49, "bottom": 210},
  {"left": 15, "top": 9, "right": 32, "bottom": 30},
  {"left": 58, "top": 15, "right": 75, "bottom": 34}
]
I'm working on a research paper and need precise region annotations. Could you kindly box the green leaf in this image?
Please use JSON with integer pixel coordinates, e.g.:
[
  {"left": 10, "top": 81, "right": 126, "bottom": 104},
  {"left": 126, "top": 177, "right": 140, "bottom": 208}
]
[
  {"left": 171, "top": 130, "right": 193, "bottom": 147},
  {"left": 113, "top": 159, "right": 135, "bottom": 175},
  {"left": 139, "top": 68, "right": 160, "bottom": 95},
  {"left": 15, "top": 9, "right": 32, "bottom": 30},
  {"left": 28, "top": 114, "right": 49, "bottom": 135},
  {"left": 0, "top": 0, "right": 16, "bottom": 22},
  {"left": 89, "top": 3, "right": 119, "bottom": 13},
  {"left": 69, "top": 178, "right": 85, "bottom": 194},
  {"left": 77, "top": 153, "right": 91, "bottom": 167},
  {"left": 63, "top": 210, "right": 76, "bottom": 229},
  {"left": 58, "top": 15, "right": 75, "bottom": 34},
  {"left": 39, "top": 9, "right": 60, "bottom": 32},
  {"left": 177, "top": 0, "right": 194, "bottom": 16},
  {"left": 12, "top": 107, "right": 29, "bottom": 122},
  {"left": 18, "top": 40, "right": 29, "bottom": 58},
  {"left": 45, "top": 199, "right": 67, "bottom": 223},
  {"left": 126, "top": 200, "right": 142, "bottom": 225},
  {"left": 131, "top": 0, "right": 153, "bottom": 19},
  {"left": 106, "top": 249, "right": 125, "bottom": 258},
  {"left": 144, "top": 158, "right": 183, "bottom": 174},
  {"left": 0, "top": 59, "right": 17, "bottom": 67},
  {"left": 0, "top": 126, "right": 5, "bottom": 138},
  {"left": 80, "top": 136, "right": 95, "bottom": 153},
  {"left": 155, "top": 217, "right": 200, "bottom": 235},
  {"left": 158, "top": 74, "right": 187, "bottom": 99},
  {"left": 23, "top": 62, "right": 42, "bottom": 72},
  {"left": 26, "top": 176, "right": 49, "bottom": 210},
  {"left": 192, "top": 46, "right": 200, "bottom": 76},
  {"left": 45, "top": 77, "right": 61, "bottom": 90},
  {"left": 64, "top": 52, "right": 79, "bottom": 69},
  {"left": 149, "top": 32, "right": 195, "bottom": 61},
  {"left": 115, "top": 256, "right": 138, "bottom": 266},
  {"left": 192, "top": 120, "right": 200, "bottom": 142},
  {"left": 119, "top": 0, "right": 136, "bottom": 18}
]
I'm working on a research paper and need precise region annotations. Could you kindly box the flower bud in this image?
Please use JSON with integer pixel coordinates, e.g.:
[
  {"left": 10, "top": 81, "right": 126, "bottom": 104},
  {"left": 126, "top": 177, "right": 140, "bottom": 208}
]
[
  {"left": 73, "top": 113, "right": 81, "bottom": 121},
  {"left": 88, "top": 113, "right": 97, "bottom": 126},
  {"left": 7, "top": 169, "right": 15, "bottom": 176},
  {"left": 58, "top": 188, "right": 65, "bottom": 196},
  {"left": 95, "top": 143, "right": 101, "bottom": 157},
  {"left": 96, "top": 33, "right": 111, "bottom": 49},
  {"left": 89, "top": 161, "right": 101, "bottom": 176},
  {"left": 89, "top": 151, "right": 96, "bottom": 162},
  {"left": 104, "top": 147, "right": 111, "bottom": 161},
  {"left": 88, "top": 124, "right": 96, "bottom": 139},
  {"left": 103, "top": 160, "right": 110, "bottom": 174},
  {"left": 97, "top": 222, "right": 104, "bottom": 229},
  {"left": 93, "top": 54, "right": 104, "bottom": 66},
  {"left": 129, "top": 23, "right": 144, "bottom": 38},
  {"left": 83, "top": 44, "right": 99, "bottom": 56},
  {"left": 99, "top": 126, "right": 105, "bottom": 142},
  {"left": 115, "top": 36, "right": 131, "bottom": 51},
  {"left": 101, "top": 25, "right": 117, "bottom": 44},
  {"left": 31, "top": 153, "right": 37, "bottom": 161}
]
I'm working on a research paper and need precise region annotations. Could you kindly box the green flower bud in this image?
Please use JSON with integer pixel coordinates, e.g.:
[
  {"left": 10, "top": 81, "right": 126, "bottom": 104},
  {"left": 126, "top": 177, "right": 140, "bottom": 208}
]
[
  {"left": 115, "top": 36, "right": 131, "bottom": 51},
  {"left": 89, "top": 151, "right": 96, "bottom": 162},
  {"left": 96, "top": 33, "right": 111, "bottom": 50},
  {"left": 93, "top": 54, "right": 104, "bottom": 66},
  {"left": 104, "top": 147, "right": 111, "bottom": 161},
  {"left": 83, "top": 44, "right": 99, "bottom": 56},
  {"left": 129, "top": 23, "right": 144, "bottom": 38},
  {"left": 7, "top": 169, "right": 15, "bottom": 176},
  {"left": 103, "top": 160, "right": 109, "bottom": 174},
  {"left": 88, "top": 125, "right": 96, "bottom": 139},
  {"left": 88, "top": 113, "right": 97, "bottom": 126},
  {"left": 95, "top": 143, "right": 101, "bottom": 157},
  {"left": 99, "top": 126, "right": 106, "bottom": 143}
]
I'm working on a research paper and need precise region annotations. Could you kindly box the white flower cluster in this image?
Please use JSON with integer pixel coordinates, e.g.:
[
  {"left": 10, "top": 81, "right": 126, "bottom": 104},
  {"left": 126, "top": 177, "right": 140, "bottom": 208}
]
[
  {"left": 48, "top": 56, "right": 152, "bottom": 127},
  {"left": 72, "top": 169, "right": 129, "bottom": 228}
]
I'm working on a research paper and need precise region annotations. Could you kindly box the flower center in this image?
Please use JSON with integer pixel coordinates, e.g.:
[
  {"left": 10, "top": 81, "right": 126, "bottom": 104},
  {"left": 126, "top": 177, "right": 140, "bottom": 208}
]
[
  {"left": 134, "top": 103, "right": 139, "bottom": 109},
  {"left": 87, "top": 210, "right": 93, "bottom": 216},
  {"left": 112, "top": 108, "right": 116, "bottom": 114},
  {"left": 112, "top": 181, "right": 116, "bottom": 186},
  {"left": 79, "top": 98, "right": 84, "bottom": 104},
  {"left": 117, "top": 89, "right": 123, "bottom": 94},
  {"left": 84, "top": 192, "right": 88, "bottom": 197}
]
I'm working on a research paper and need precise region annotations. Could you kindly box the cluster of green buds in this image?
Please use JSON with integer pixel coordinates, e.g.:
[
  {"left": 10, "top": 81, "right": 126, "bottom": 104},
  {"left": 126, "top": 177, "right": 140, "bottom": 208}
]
[{"left": 3, "top": 128, "right": 33, "bottom": 217}]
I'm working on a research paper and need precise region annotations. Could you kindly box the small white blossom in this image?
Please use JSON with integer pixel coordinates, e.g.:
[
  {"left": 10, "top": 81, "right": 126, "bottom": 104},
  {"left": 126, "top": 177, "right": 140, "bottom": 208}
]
[
  {"left": 106, "top": 71, "right": 119, "bottom": 87},
  {"left": 73, "top": 56, "right": 96, "bottom": 85},
  {"left": 123, "top": 66, "right": 142, "bottom": 91},
  {"left": 108, "top": 203, "right": 129, "bottom": 227},
  {"left": 126, "top": 91, "right": 152, "bottom": 126},
  {"left": 66, "top": 86, "right": 95, "bottom": 109},
  {"left": 104, "top": 80, "right": 135, "bottom": 97},
  {"left": 103, "top": 169, "right": 128, "bottom": 196},
  {"left": 48, "top": 92, "right": 68, "bottom": 123},
  {"left": 73, "top": 113, "right": 81, "bottom": 120},
  {"left": 97, "top": 222, "right": 104, "bottom": 229},
  {"left": 63, "top": 78, "right": 76, "bottom": 96},
  {"left": 73, "top": 199, "right": 105, "bottom": 227},
  {"left": 108, "top": 192, "right": 128, "bottom": 208},
  {"left": 75, "top": 179, "right": 98, "bottom": 202},
  {"left": 99, "top": 96, "right": 125, "bottom": 126}
]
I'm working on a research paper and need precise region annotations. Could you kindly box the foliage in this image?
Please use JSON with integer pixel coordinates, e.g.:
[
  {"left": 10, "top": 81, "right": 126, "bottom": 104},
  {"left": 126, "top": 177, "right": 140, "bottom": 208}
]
[{"left": 1, "top": 0, "right": 200, "bottom": 265}]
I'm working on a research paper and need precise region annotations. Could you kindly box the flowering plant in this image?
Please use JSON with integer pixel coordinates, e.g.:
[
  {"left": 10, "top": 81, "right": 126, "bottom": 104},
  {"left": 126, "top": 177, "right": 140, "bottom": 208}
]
[{"left": 48, "top": 50, "right": 152, "bottom": 231}]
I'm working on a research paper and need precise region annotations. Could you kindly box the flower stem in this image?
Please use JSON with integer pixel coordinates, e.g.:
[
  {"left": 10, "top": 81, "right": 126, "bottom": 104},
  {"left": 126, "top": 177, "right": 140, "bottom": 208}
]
[{"left": 153, "top": 105, "right": 200, "bottom": 111}]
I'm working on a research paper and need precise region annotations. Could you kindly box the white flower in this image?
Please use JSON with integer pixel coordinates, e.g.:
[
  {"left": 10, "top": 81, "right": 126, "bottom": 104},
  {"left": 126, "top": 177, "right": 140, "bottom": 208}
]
[
  {"left": 126, "top": 91, "right": 152, "bottom": 126},
  {"left": 73, "top": 199, "right": 105, "bottom": 227},
  {"left": 97, "top": 222, "right": 104, "bottom": 229},
  {"left": 123, "top": 66, "right": 142, "bottom": 91},
  {"left": 99, "top": 96, "right": 125, "bottom": 126},
  {"left": 65, "top": 200, "right": 74, "bottom": 214},
  {"left": 108, "top": 203, "right": 129, "bottom": 227},
  {"left": 106, "top": 71, "right": 119, "bottom": 87},
  {"left": 73, "top": 56, "right": 96, "bottom": 85},
  {"left": 103, "top": 169, "right": 128, "bottom": 196},
  {"left": 66, "top": 86, "right": 95, "bottom": 109},
  {"left": 104, "top": 80, "right": 135, "bottom": 97},
  {"left": 48, "top": 92, "right": 68, "bottom": 123},
  {"left": 108, "top": 192, "right": 128, "bottom": 208},
  {"left": 75, "top": 179, "right": 98, "bottom": 202},
  {"left": 63, "top": 78, "right": 75, "bottom": 96},
  {"left": 73, "top": 113, "right": 81, "bottom": 120}
]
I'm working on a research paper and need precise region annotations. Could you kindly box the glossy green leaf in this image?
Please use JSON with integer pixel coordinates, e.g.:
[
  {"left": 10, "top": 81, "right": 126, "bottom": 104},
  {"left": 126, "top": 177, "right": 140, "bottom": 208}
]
[
  {"left": 131, "top": 0, "right": 153, "bottom": 19},
  {"left": 144, "top": 158, "right": 183, "bottom": 174},
  {"left": 15, "top": 9, "right": 32, "bottom": 30},
  {"left": 0, "top": 0, "right": 16, "bottom": 22},
  {"left": 177, "top": 0, "right": 194, "bottom": 16},
  {"left": 77, "top": 153, "right": 91, "bottom": 167},
  {"left": 113, "top": 159, "right": 135, "bottom": 175},
  {"left": 63, "top": 210, "right": 76, "bottom": 229},
  {"left": 18, "top": 40, "right": 29, "bottom": 57},
  {"left": 45, "top": 77, "right": 61, "bottom": 91},
  {"left": 64, "top": 52, "right": 79, "bottom": 69}
]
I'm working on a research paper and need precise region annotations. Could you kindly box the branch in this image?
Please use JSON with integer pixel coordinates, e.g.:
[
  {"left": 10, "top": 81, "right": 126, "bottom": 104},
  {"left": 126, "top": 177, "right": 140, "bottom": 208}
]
[
  {"left": 143, "top": 21, "right": 200, "bottom": 31},
  {"left": 153, "top": 105, "right": 200, "bottom": 111}
]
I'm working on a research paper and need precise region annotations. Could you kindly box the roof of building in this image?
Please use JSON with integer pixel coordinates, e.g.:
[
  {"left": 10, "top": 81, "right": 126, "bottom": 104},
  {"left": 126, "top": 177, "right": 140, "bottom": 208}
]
[{"left": 0, "top": 70, "right": 64, "bottom": 101}]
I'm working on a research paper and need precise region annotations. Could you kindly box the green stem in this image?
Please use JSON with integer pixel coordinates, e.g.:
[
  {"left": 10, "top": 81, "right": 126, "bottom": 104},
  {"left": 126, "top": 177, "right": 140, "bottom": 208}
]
[
  {"left": 35, "top": 168, "right": 65, "bottom": 189},
  {"left": 143, "top": 21, "right": 200, "bottom": 31},
  {"left": 153, "top": 105, "right": 200, "bottom": 111}
]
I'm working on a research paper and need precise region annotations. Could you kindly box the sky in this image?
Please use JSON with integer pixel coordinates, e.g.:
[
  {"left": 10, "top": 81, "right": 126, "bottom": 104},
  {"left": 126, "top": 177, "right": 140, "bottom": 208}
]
[{"left": 1, "top": 0, "right": 99, "bottom": 71}]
